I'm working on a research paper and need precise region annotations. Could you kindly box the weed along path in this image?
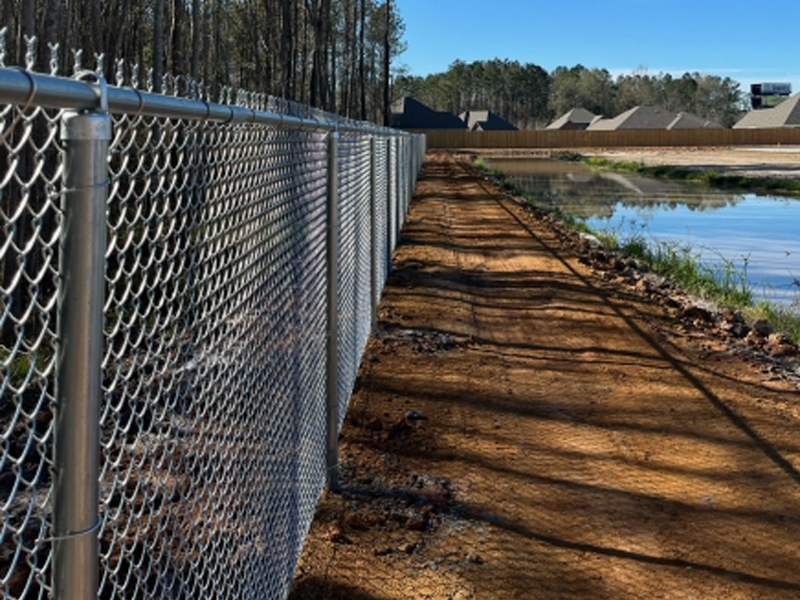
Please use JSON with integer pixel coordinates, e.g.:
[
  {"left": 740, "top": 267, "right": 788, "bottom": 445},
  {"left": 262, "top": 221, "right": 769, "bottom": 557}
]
[{"left": 290, "top": 151, "right": 800, "bottom": 600}]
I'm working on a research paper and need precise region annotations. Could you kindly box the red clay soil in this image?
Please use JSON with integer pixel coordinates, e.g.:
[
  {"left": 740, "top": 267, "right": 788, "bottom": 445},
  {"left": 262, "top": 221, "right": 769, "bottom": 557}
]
[{"left": 289, "top": 151, "right": 800, "bottom": 600}]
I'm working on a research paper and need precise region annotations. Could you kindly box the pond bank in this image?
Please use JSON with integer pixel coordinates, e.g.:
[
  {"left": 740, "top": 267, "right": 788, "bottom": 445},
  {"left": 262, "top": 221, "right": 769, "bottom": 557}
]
[
  {"left": 578, "top": 147, "right": 800, "bottom": 194},
  {"left": 476, "top": 151, "right": 800, "bottom": 343}
]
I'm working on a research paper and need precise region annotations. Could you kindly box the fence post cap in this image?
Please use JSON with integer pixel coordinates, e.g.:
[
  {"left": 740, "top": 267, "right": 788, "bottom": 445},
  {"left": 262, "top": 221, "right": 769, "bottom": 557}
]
[{"left": 60, "top": 110, "right": 112, "bottom": 141}]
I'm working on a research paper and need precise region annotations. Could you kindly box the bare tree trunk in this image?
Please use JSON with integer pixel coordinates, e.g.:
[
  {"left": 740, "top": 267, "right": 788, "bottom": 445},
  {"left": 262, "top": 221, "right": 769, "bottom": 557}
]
[
  {"left": 280, "top": 0, "right": 293, "bottom": 98},
  {"left": 153, "top": 0, "right": 165, "bottom": 91},
  {"left": 307, "top": 0, "right": 321, "bottom": 107},
  {"left": 299, "top": 1, "right": 309, "bottom": 104},
  {"left": 1, "top": 0, "right": 15, "bottom": 49},
  {"left": 340, "top": 0, "right": 352, "bottom": 115},
  {"left": 347, "top": 0, "right": 357, "bottom": 117},
  {"left": 172, "top": 0, "right": 185, "bottom": 76},
  {"left": 322, "top": 0, "right": 332, "bottom": 110},
  {"left": 382, "top": 0, "right": 391, "bottom": 126},
  {"left": 359, "top": 0, "right": 366, "bottom": 120},
  {"left": 91, "top": 0, "right": 102, "bottom": 60},
  {"left": 328, "top": 0, "right": 336, "bottom": 113},
  {"left": 19, "top": 0, "right": 34, "bottom": 65},
  {"left": 40, "top": 0, "right": 63, "bottom": 71},
  {"left": 216, "top": 0, "right": 230, "bottom": 90},
  {"left": 190, "top": 0, "right": 200, "bottom": 80},
  {"left": 201, "top": 0, "right": 211, "bottom": 85},
  {"left": 250, "top": 2, "right": 263, "bottom": 92},
  {"left": 106, "top": 0, "right": 132, "bottom": 78}
]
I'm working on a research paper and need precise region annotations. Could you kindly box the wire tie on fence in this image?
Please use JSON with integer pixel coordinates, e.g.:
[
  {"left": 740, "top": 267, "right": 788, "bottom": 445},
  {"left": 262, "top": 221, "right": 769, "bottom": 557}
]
[
  {"left": 0, "top": 67, "right": 38, "bottom": 146},
  {"left": 220, "top": 106, "right": 235, "bottom": 125},
  {"left": 131, "top": 87, "right": 145, "bottom": 122},
  {"left": 37, "top": 516, "right": 103, "bottom": 546},
  {"left": 113, "top": 87, "right": 145, "bottom": 145},
  {"left": 62, "top": 178, "right": 111, "bottom": 194}
]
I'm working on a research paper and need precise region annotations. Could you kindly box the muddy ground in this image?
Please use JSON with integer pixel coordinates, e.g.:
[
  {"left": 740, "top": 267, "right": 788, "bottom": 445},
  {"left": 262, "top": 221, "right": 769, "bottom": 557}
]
[{"left": 289, "top": 150, "right": 800, "bottom": 600}]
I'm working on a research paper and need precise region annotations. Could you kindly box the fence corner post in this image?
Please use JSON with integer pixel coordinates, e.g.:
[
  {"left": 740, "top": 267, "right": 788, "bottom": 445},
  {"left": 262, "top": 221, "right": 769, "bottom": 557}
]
[
  {"left": 326, "top": 130, "right": 340, "bottom": 492},
  {"left": 54, "top": 81, "right": 111, "bottom": 600}
]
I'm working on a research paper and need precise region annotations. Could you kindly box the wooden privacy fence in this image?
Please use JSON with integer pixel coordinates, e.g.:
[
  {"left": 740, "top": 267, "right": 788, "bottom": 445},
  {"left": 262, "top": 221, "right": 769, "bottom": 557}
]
[{"left": 421, "top": 128, "right": 800, "bottom": 149}]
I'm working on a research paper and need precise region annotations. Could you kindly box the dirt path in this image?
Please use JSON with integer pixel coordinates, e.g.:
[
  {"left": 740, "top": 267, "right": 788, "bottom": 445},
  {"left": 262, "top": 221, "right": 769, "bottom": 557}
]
[{"left": 290, "top": 151, "right": 800, "bottom": 600}]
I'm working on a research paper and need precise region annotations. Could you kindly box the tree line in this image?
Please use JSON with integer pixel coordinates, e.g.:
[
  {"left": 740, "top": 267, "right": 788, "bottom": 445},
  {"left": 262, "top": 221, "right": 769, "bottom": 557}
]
[
  {"left": 1, "top": 0, "right": 408, "bottom": 348},
  {"left": 395, "top": 61, "right": 747, "bottom": 128},
  {"left": 1, "top": 0, "right": 405, "bottom": 124}
]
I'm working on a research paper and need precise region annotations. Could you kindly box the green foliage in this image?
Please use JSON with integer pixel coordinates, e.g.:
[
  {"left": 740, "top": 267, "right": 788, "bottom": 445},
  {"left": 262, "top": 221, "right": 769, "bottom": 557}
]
[
  {"left": 550, "top": 151, "right": 584, "bottom": 162},
  {"left": 396, "top": 62, "right": 745, "bottom": 129},
  {"left": 395, "top": 58, "right": 552, "bottom": 129},
  {"left": 0, "top": 345, "right": 51, "bottom": 419},
  {"left": 600, "top": 228, "right": 752, "bottom": 309},
  {"left": 613, "top": 69, "right": 746, "bottom": 127},
  {"left": 593, "top": 225, "right": 800, "bottom": 339},
  {"left": 549, "top": 65, "right": 616, "bottom": 119},
  {"left": 3, "top": 0, "right": 406, "bottom": 122},
  {"left": 747, "top": 301, "right": 800, "bottom": 345},
  {"left": 583, "top": 157, "right": 645, "bottom": 172}
]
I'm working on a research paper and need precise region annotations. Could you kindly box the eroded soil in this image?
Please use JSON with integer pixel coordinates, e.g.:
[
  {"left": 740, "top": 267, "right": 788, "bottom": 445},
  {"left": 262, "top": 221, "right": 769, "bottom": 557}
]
[{"left": 289, "top": 151, "right": 800, "bottom": 600}]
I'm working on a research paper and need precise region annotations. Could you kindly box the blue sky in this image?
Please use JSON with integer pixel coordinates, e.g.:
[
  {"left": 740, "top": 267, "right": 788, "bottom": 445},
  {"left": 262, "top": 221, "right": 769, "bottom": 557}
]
[{"left": 397, "top": 0, "right": 800, "bottom": 96}]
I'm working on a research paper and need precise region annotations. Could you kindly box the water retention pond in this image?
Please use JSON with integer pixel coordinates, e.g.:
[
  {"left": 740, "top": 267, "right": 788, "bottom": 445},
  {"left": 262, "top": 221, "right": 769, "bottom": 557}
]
[{"left": 485, "top": 158, "right": 800, "bottom": 311}]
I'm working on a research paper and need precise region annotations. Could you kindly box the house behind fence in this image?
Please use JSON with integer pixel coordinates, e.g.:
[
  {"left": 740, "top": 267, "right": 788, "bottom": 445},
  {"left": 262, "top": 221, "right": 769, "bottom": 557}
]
[{"left": 1, "top": 43, "right": 424, "bottom": 600}]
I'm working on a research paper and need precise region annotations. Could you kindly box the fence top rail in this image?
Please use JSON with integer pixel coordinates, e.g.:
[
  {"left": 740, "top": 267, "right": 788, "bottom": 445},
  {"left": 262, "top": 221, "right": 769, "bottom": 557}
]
[{"left": 0, "top": 67, "right": 407, "bottom": 136}]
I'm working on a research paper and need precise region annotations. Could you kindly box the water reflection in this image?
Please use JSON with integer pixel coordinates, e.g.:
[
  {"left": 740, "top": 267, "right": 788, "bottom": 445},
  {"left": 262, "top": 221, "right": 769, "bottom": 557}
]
[
  {"left": 485, "top": 158, "right": 800, "bottom": 310},
  {"left": 488, "top": 159, "right": 744, "bottom": 219}
]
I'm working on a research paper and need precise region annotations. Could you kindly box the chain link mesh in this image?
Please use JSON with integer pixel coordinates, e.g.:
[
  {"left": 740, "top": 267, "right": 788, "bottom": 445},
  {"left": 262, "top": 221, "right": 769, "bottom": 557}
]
[
  {"left": 372, "top": 141, "right": 390, "bottom": 315},
  {"left": 1, "top": 90, "right": 63, "bottom": 600},
  {"left": 1, "top": 53, "right": 425, "bottom": 600},
  {"left": 336, "top": 133, "right": 374, "bottom": 426},
  {"left": 99, "top": 115, "right": 334, "bottom": 600}
]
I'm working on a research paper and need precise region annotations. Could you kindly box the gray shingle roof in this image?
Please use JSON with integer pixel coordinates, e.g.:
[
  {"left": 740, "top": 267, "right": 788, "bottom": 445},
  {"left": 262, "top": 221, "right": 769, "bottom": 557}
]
[
  {"left": 459, "top": 110, "right": 518, "bottom": 131},
  {"left": 546, "top": 108, "right": 598, "bottom": 130},
  {"left": 667, "top": 112, "right": 723, "bottom": 129},
  {"left": 733, "top": 93, "right": 800, "bottom": 128},
  {"left": 391, "top": 97, "right": 467, "bottom": 130},
  {"left": 587, "top": 106, "right": 677, "bottom": 130}
]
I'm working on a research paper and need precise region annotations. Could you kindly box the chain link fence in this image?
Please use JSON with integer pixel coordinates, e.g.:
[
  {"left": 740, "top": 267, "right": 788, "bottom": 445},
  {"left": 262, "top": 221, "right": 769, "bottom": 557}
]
[{"left": 1, "top": 45, "right": 424, "bottom": 600}]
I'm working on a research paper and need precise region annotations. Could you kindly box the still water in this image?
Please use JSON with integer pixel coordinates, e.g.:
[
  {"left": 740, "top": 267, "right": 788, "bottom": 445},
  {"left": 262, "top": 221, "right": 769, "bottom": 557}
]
[{"left": 486, "top": 158, "right": 800, "bottom": 309}]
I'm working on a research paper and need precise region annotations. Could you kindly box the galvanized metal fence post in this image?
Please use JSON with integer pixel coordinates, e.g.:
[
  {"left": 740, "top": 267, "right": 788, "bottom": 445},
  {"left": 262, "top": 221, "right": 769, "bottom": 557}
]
[
  {"left": 54, "top": 78, "right": 111, "bottom": 600},
  {"left": 370, "top": 135, "right": 379, "bottom": 334},
  {"left": 394, "top": 136, "right": 401, "bottom": 236},
  {"left": 326, "top": 130, "right": 340, "bottom": 492},
  {"left": 385, "top": 137, "right": 394, "bottom": 273},
  {"left": 407, "top": 137, "right": 413, "bottom": 210},
  {"left": 407, "top": 139, "right": 411, "bottom": 212}
]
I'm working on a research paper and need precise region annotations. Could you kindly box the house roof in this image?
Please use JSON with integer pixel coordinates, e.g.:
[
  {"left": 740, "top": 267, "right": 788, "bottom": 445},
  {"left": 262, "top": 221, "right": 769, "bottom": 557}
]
[
  {"left": 587, "top": 106, "right": 677, "bottom": 130},
  {"left": 733, "top": 93, "right": 800, "bottom": 128},
  {"left": 391, "top": 97, "right": 467, "bottom": 130},
  {"left": 546, "top": 108, "right": 598, "bottom": 130},
  {"left": 459, "top": 110, "right": 518, "bottom": 131},
  {"left": 667, "top": 112, "right": 723, "bottom": 129}
]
